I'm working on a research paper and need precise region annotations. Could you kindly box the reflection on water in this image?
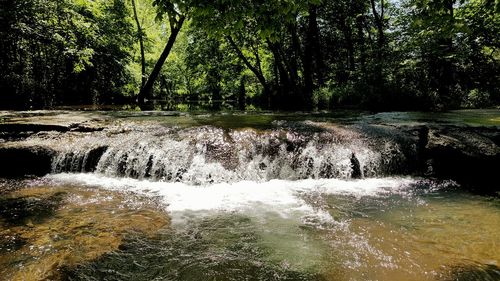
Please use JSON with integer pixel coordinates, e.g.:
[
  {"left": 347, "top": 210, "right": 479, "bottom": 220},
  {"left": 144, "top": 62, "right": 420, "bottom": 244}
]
[
  {"left": 4, "top": 108, "right": 498, "bottom": 128},
  {"left": 2, "top": 109, "right": 500, "bottom": 280},
  {"left": 0, "top": 176, "right": 499, "bottom": 281}
]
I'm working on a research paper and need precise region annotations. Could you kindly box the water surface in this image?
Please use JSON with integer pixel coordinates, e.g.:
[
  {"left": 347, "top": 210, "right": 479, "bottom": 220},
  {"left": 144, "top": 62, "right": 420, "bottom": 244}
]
[
  {"left": 2, "top": 175, "right": 498, "bottom": 280},
  {"left": 1, "top": 110, "right": 499, "bottom": 280}
]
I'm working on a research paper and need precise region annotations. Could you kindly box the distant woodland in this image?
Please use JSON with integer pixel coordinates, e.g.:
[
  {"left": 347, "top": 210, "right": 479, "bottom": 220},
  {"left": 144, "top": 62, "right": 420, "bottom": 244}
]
[{"left": 0, "top": 0, "right": 498, "bottom": 110}]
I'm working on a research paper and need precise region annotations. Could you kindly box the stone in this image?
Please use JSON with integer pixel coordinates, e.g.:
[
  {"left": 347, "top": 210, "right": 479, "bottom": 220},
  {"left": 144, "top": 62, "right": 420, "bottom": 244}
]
[
  {"left": 423, "top": 126, "right": 500, "bottom": 190},
  {"left": 0, "top": 145, "right": 56, "bottom": 177},
  {"left": 350, "top": 153, "right": 362, "bottom": 179}
]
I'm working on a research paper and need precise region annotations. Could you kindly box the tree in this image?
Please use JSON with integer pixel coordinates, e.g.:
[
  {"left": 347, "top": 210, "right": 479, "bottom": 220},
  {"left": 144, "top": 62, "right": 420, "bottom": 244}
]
[
  {"left": 137, "top": 0, "right": 187, "bottom": 104},
  {"left": 1, "top": 0, "right": 498, "bottom": 110},
  {"left": 131, "top": 0, "right": 147, "bottom": 89},
  {"left": 0, "top": 0, "right": 134, "bottom": 108}
]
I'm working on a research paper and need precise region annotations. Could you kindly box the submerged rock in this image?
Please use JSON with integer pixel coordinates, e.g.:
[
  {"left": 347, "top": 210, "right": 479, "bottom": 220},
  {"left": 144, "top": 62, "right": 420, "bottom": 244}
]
[
  {"left": 444, "top": 263, "right": 500, "bottom": 281},
  {"left": 0, "top": 186, "right": 170, "bottom": 281},
  {"left": 0, "top": 191, "right": 65, "bottom": 225}
]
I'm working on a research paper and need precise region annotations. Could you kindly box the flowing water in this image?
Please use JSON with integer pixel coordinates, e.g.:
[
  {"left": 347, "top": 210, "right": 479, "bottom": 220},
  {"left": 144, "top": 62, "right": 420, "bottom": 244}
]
[{"left": 0, "top": 110, "right": 499, "bottom": 280}]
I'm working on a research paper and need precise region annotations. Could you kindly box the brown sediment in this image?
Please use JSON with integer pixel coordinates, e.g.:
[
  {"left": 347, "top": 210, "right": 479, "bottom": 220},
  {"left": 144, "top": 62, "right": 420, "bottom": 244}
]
[
  {"left": 319, "top": 195, "right": 500, "bottom": 281},
  {"left": 0, "top": 186, "right": 169, "bottom": 281}
]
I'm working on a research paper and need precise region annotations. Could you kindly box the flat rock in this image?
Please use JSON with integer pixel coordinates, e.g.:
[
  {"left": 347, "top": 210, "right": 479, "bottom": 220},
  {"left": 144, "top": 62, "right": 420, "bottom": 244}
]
[
  {"left": 0, "top": 145, "right": 56, "bottom": 177},
  {"left": 0, "top": 111, "right": 107, "bottom": 134},
  {"left": 424, "top": 126, "right": 500, "bottom": 189}
]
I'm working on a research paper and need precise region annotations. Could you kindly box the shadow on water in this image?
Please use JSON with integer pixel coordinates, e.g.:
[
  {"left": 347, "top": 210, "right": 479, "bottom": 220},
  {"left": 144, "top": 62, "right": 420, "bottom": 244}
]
[
  {"left": 0, "top": 178, "right": 32, "bottom": 195},
  {"left": 188, "top": 111, "right": 364, "bottom": 130},
  {"left": 62, "top": 214, "right": 324, "bottom": 281},
  {"left": 444, "top": 264, "right": 500, "bottom": 281},
  {"left": 0, "top": 185, "right": 171, "bottom": 280},
  {"left": 0, "top": 234, "right": 27, "bottom": 254},
  {"left": 0, "top": 191, "right": 66, "bottom": 225}
]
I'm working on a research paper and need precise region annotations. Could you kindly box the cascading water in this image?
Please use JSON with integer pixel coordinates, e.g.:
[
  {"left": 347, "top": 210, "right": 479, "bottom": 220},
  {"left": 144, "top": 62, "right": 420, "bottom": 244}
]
[
  {"left": 2, "top": 111, "right": 499, "bottom": 281},
  {"left": 50, "top": 122, "right": 411, "bottom": 184}
]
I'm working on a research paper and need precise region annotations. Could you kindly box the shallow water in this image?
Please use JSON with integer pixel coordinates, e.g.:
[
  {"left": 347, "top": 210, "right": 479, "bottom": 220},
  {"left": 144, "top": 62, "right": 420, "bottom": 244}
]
[
  {"left": 0, "top": 180, "right": 169, "bottom": 280},
  {"left": 2, "top": 109, "right": 499, "bottom": 129},
  {"left": 1, "top": 175, "right": 498, "bottom": 280},
  {"left": 1, "top": 110, "right": 499, "bottom": 280}
]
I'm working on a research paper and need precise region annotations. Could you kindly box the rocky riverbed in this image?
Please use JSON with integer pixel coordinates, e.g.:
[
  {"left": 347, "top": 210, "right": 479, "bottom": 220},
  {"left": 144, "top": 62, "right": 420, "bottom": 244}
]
[
  {"left": 1, "top": 110, "right": 499, "bottom": 190},
  {"left": 0, "top": 110, "right": 499, "bottom": 281}
]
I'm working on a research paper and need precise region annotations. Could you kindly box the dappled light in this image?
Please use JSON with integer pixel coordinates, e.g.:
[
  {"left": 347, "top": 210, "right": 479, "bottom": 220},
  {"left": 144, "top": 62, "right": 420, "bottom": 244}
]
[{"left": 0, "top": 0, "right": 499, "bottom": 280}]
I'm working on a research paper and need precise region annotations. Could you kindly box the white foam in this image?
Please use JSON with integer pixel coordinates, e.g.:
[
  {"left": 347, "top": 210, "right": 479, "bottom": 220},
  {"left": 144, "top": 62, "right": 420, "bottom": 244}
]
[
  {"left": 45, "top": 173, "right": 421, "bottom": 271},
  {"left": 46, "top": 173, "right": 418, "bottom": 214}
]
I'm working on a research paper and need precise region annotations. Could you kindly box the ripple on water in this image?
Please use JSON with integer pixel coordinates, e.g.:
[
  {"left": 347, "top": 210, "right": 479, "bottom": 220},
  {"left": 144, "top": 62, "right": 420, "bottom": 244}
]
[
  {"left": 0, "top": 184, "right": 169, "bottom": 280},
  {"left": 64, "top": 215, "right": 326, "bottom": 281},
  {"left": 1, "top": 175, "right": 499, "bottom": 281}
]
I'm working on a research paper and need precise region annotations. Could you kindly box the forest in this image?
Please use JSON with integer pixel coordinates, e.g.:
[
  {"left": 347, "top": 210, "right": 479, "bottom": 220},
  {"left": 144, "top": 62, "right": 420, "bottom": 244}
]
[{"left": 0, "top": 0, "right": 499, "bottom": 111}]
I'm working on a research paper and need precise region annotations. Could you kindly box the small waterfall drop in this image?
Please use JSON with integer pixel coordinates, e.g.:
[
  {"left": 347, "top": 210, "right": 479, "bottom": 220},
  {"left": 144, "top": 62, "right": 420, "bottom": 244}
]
[{"left": 49, "top": 122, "right": 412, "bottom": 184}]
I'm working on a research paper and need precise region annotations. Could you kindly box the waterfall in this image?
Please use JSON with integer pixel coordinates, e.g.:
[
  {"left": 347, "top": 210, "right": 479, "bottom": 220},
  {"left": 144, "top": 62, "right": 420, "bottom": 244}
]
[{"left": 50, "top": 124, "right": 412, "bottom": 184}]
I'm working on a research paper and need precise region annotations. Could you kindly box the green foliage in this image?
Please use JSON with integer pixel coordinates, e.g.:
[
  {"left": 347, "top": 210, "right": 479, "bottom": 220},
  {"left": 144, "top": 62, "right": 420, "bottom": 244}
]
[
  {"left": 388, "top": 0, "right": 500, "bottom": 110},
  {"left": 0, "top": 0, "right": 134, "bottom": 108},
  {"left": 0, "top": 0, "right": 498, "bottom": 110}
]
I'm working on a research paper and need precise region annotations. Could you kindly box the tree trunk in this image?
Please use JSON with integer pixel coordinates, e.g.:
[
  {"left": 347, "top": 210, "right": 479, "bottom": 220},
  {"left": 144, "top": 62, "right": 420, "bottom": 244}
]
[
  {"left": 303, "top": 5, "right": 315, "bottom": 105},
  {"left": 303, "top": 4, "right": 321, "bottom": 109},
  {"left": 137, "top": 15, "right": 185, "bottom": 104},
  {"left": 131, "top": 0, "right": 146, "bottom": 89},
  {"left": 288, "top": 22, "right": 301, "bottom": 88},
  {"left": 370, "top": 0, "right": 385, "bottom": 59},
  {"left": 438, "top": 0, "right": 456, "bottom": 107},
  {"left": 226, "top": 36, "right": 270, "bottom": 97},
  {"left": 268, "top": 42, "right": 292, "bottom": 108},
  {"left": 356, "top": 16, "right": 366, "bottom": 73},
  {"left": 341, "top": 20, "right": 355, "bottom": 71},
  {"left": 238, "top": 75, "right": 246, "bottom": 110},
  {"left": 370, "top": 0, "right": 386, "bottom": 92}
]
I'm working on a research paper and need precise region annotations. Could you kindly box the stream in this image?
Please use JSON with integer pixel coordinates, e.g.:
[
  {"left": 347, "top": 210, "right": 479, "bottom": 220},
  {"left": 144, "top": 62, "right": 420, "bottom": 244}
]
[{"left": 0, "top": 110, "right": 499, "bottom": 280}]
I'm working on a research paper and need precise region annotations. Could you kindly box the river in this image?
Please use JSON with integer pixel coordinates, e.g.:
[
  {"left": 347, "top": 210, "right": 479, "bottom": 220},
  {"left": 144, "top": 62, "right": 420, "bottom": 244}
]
[{"left": 0, "top": 110, "right": 499, "bottom": 280}]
